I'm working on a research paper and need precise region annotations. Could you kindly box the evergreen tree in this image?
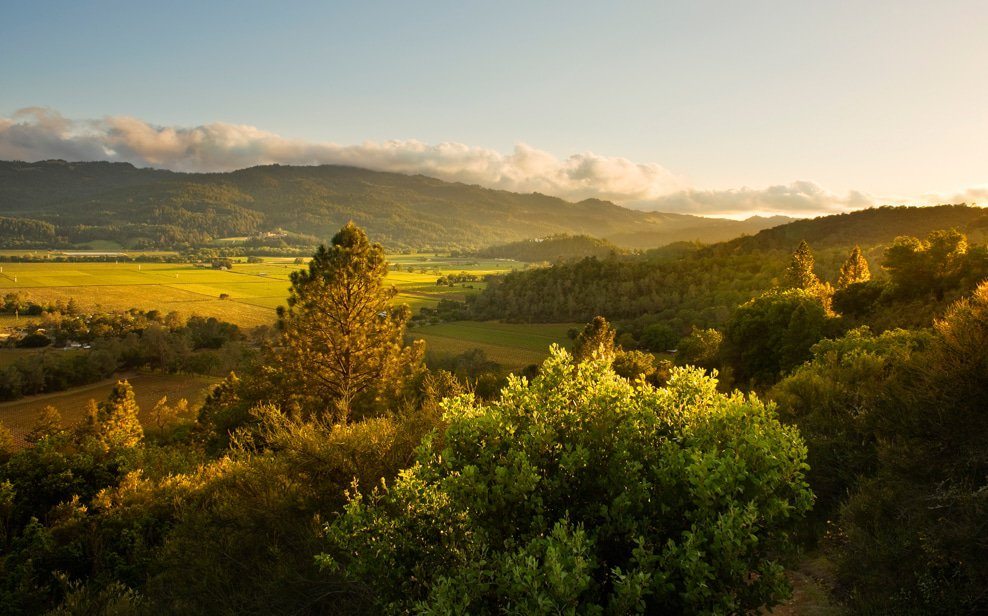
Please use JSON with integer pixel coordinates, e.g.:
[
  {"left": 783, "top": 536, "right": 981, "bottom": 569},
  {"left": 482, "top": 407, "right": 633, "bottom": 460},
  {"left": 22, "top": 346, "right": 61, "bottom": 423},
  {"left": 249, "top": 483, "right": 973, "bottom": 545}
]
[
  {"left": 272, "top": 222, "right": 423, "bottom": 421},
  {"left": 785, "top": 240, "right": 820, "bottom": 289},
  {"left": 83, "top": 380, "right": 143, "bottom": 450},
  {"left": 571, "top": 316, "right": 618, "bottom": 362},
  {"left": 26, "top": 405, "right": 62, "bottom": 443},
  {"left": 837, "top": 245, "right": 871, "bottom": 289}
]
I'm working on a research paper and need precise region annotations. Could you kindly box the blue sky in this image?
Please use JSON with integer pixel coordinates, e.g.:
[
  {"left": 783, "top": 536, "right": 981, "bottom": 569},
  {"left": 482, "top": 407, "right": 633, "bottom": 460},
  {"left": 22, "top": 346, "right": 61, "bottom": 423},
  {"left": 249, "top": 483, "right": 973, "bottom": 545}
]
[{"left": 2, "top": 0, "right": 987, "bottom": 216}]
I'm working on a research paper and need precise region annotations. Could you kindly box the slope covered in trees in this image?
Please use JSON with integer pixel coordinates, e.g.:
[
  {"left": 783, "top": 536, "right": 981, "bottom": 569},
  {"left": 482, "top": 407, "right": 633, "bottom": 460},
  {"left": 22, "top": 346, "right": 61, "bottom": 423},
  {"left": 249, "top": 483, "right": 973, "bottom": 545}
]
[
  {"left": 469, "top": 234, "right": 626, "bottom": 262},
  {"left": 725, "top": 204, "right": 988, "bottom": 251},
  {"left": 0, "top": 160, "right": 787, "bottom": 251},
  {"left": 467, "top": 205, "right": 988, "bottom": 334}
]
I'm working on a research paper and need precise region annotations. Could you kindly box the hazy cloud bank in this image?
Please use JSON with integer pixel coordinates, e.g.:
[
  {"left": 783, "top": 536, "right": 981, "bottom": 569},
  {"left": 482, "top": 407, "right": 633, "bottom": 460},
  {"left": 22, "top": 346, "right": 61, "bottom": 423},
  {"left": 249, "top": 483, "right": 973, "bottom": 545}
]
[
  {"left": 629, "top": 182, "right": 874, "bottom": 217},
  {"left": 5, "top": 107, "right": 975, "bottom": 217}
]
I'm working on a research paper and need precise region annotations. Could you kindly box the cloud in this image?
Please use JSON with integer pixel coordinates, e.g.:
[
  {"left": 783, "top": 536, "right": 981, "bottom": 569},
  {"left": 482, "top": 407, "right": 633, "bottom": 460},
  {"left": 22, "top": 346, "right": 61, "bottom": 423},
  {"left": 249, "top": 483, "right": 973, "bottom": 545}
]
[
  {"left": 629, "top": 182, "right": 874, "bottom": 217},
  {"left": 913, "top": 186, "right": 988, "bottom": 208},
  {"left": 0, "top": 107, "right": 684, "bottom": 203}
]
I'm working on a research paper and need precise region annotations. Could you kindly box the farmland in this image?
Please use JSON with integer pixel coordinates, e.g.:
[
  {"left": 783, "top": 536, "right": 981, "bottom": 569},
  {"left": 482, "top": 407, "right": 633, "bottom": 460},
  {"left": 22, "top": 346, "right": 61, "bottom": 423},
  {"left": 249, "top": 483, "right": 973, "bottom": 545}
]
[
  {"left": 0, "top": 255, "right": 525, "bottom": 327},
  {"left": 0, "top": 254, "right": 582, "bottom": 371}
]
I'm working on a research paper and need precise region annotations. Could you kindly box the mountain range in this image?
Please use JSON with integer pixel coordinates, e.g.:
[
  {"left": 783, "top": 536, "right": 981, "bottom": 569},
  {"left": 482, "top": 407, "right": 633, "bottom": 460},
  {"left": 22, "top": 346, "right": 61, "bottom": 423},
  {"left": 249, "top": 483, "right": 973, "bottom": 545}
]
[{"left": 0, "top": 160, "right": 790, "bottom": 251}]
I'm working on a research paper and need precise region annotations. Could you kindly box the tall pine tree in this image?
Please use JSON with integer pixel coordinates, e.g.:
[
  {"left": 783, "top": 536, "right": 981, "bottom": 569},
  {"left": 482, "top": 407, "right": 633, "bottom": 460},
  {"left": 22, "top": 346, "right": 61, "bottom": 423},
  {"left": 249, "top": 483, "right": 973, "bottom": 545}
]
[
  {"left": 837, "top": 245, "right": 871, "bottom": 289},
  {"left": 785, "top": 240, "right": 821, "bottom": 290},
  {"left": 83, "top": 380, "right": 144, "bottom": 450},
  {"left": 572, "top": 316, "right": 618, "bottom": 362},
  {"left": 272, "top": 222, "right": 423, "bottom": 422}
]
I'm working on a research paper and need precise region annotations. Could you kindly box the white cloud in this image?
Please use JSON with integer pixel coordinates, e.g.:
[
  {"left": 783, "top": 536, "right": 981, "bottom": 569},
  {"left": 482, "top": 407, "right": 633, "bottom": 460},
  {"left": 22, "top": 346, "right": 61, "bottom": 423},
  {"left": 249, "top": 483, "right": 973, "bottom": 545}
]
[{"left": 629, "top": 182, "right": 875, "bottom": 217}]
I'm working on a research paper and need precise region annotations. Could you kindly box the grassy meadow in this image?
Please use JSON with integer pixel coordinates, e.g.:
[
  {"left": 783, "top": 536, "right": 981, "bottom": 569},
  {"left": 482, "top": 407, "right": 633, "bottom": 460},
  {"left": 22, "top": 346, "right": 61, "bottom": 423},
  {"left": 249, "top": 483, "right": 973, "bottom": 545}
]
[
  {"left": 0, "top": 255, "right": 522, "bottom": 327},
  {"left": 0, "top": 254, "right": 580, "bottom": 370}
]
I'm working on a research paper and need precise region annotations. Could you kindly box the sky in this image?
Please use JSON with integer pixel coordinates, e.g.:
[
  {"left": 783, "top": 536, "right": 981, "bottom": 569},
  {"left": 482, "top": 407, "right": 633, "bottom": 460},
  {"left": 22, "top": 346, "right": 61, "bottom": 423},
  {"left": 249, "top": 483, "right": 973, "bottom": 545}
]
[{"left": 2, "top": 0, "right": 987, "bottom": 218}]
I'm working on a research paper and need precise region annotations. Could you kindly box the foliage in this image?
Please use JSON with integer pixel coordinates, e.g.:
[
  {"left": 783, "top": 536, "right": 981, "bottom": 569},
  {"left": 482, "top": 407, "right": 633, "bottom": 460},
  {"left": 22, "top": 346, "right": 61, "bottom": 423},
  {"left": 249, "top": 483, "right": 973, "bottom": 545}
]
[
  {"left": 834, "top": 282, "right": 988, "bottom": 613},
  {"left": 571, "top": 316, "right": 618, "bottom": 362},
  {"left": 785, "top": 240, "right": 821, "bottom": 289},
  {"left": 675, "top": 328, "right": 723, "bottom": 371},
  {"left": 270, "top": 223, "right": 424, "bottom": 421},
  {"left": 0, "top": 382, "right": 162, "bottom": 612},
  {"left": 769, "top": 327, "right": 932, "bottom": 525},
  {"left": 722, "top": 289, "right": 841, "bottom": 388},
  {"left": 81, "top": 380, "right": 144, "bottom": 451},
  {"left": 321, "top": 348, "right": 813, "bottom": 615},
  {"left": 836, "top": 245, "right": 871, "bottom": 289},
  {"left": 883, "top": 229, "right": 969, "bottom": 300},
  {"left": 143, "top": 402, "right": 441, "bottom": 615}
]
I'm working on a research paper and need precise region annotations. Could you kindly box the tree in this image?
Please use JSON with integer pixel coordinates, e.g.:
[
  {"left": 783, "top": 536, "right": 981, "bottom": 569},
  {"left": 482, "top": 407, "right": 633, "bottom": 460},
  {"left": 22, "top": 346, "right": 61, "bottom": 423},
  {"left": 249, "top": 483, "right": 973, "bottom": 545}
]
[
  {"left": 82, "top": 380, "right": 143, "bottom": 450},
  {"left": 785, "top": 240, "right": 820, "bottom": 290},
  {"left": 675, "top": 328, "right": 723, "bottom": 371},
  {"left": 0, "top": 421, "right": 14, "bottom": 461},
  {"left": 571, "top": 316, "right": 617, "bottom": 362},
  {"left": 722, "top": 289, "right": 838, "bottom": 388},
  {"left": 836, "top": 282, "right": 988, "bottom": 613},
  {"left": 271, "top": 222, "right": 423, "bottom": 421},
  {"left": 26, "top": 405, "right": 63, "bottom": 443},
  {"left": 837, "top": 245, "right": 871, "bottom": 289},
  {"left": 883, "top": 229, "right": 969, "bottom": 300},
  {"left": 321, "top": 348, "right": 813, "bottom": 614},
  {"left": 770, "top": 327, "right": 932, "bottom": 526}
]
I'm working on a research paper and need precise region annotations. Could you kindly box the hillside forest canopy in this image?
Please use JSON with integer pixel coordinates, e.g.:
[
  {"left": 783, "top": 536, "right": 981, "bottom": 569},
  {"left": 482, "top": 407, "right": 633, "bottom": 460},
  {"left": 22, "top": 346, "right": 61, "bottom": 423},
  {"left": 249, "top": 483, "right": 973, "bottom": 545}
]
[
  {"left": 0, "top": 196, "right": 987, "bottom": 614},
  {"left": 0, "top": 160, "right": 789, "bottom": 252}
]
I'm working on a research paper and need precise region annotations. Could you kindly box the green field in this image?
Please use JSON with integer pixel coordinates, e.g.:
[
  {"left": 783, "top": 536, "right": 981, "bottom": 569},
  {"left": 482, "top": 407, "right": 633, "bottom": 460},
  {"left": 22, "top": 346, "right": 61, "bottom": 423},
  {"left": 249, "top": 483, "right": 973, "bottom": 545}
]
[
  {"left": 0, "top": 256, "right": 580, "bottom": 372},
  {"left": 413, "top": 321, "right": 579, "bottom": 368},
  {"left": 0, "top": 256, "right": 525, "bottom": 328},
  {"left": 0, "top": 372, "right": 220, "bottom": 448}
]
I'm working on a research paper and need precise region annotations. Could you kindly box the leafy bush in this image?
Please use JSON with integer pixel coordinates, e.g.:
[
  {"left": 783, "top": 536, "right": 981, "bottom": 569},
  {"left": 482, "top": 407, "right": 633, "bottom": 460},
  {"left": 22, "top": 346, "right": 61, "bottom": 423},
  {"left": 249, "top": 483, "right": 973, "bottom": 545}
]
[
  {"left": 722, "top": 289, "right": 841, "bottom": 388},
  {"left": 321, "top": 348, "right": 813, "bottom": 614},
  {"left": 836, "top": 282, "right": 988, "bottom": 613},
  {"left": 770, "top": 327, "right": 932, "bottom": 526}
]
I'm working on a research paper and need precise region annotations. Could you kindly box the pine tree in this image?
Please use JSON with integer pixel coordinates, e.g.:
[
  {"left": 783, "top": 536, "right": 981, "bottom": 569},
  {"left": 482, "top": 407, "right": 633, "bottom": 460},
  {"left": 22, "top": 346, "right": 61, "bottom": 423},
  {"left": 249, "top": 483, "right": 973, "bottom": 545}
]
[
  {"left": 26, "top": 405, "right": 63, "bottom": 443},
  {"left": 837, "top": 245, "right": 871, "bottom": 289},
  {"left": 572, "top": 316, "right": 618, "bottom": 362},
  {"left": 272, "top": 222, "right": 423, "bottom": 422},
  {"left": 785, "top": 240, "right": 820, "bottom": 289},
  {"left": 84, "top": 380, "right": 144, "bottom": 450}
]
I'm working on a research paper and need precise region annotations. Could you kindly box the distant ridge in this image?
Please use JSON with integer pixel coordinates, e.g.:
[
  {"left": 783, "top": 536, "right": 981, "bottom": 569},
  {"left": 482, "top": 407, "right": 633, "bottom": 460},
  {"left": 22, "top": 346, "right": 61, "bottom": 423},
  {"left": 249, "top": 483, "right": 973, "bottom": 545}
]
[
  {"left": 722, "top": 204, "right": 988, "bottom": 252},
  {"left": 0, "top": 160, "right": 790, "bottom": 251}
]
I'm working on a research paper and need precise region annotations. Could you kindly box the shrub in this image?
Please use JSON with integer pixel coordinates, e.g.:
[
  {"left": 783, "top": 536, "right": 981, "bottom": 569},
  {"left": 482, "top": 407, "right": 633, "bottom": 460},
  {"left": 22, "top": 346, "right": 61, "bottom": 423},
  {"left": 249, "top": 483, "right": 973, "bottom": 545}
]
[{"left": 321, "top": 347, "right": 813, "bottom": 614}]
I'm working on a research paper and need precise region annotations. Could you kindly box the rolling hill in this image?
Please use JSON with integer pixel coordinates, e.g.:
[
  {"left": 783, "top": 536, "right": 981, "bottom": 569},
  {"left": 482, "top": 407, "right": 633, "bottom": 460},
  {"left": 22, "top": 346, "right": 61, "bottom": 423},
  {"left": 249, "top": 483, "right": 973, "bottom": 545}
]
[{"left": 0, "top": 160, "right": 789, "bottom": 251}]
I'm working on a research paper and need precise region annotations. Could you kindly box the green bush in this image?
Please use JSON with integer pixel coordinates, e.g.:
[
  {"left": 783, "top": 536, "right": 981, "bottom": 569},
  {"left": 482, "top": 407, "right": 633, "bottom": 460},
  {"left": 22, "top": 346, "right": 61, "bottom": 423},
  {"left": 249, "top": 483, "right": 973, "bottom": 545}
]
[
  {"left": 321, "top": 347, "right": 813, "bottom": 615},
  {"left": 722, "top": 289, "right": 840, "bottom": 388}
]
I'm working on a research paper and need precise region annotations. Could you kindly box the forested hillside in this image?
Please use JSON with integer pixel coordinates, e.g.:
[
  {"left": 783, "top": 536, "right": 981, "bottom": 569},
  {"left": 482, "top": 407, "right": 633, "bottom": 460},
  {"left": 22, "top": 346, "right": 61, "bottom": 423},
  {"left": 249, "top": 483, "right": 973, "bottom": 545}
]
[
  {"left": 469, "top": 234, "right": 626, "bottom": 262},
  {"left": 467, "top": 205, "right": 988, "bottom": 333},
  {"left": 0, "top": 160, "right": 786, "bottom": 251}
]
